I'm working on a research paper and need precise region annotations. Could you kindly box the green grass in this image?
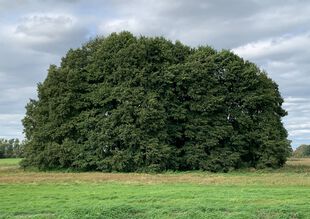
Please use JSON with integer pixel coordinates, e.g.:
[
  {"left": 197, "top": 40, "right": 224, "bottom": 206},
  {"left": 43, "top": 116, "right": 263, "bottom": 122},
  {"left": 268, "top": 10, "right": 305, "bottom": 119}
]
[
  {"left": 0, "top": 158, "right": 21, "bottom": 166},
  {"left": 0, "top": 158, "right": 309, "bottom": 219}
]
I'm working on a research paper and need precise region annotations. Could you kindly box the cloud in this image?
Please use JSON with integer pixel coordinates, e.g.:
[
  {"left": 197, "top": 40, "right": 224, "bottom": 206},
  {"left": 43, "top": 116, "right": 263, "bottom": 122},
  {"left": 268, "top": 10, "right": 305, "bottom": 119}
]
[
  {"left": 1, "top": 14, "right": 90, "bottom": 54},
  {"left": 0, "top": 12, "right": 91, "bottom": 139},
  {"left": 0, "top": 0, "right": 81, "bottom": 12},
  {"left": 233, "top": 32, "right": 310, "bottom": 99},
  {"left": 281, "top": 97, "right": 310, "bottom": 147},
  {"left": 16, "top": 14, "right": 74, "bottom": 38},
  {"left": 0, "top": 113, "right": 24, "bottom": 139},
  {"left": 233, "top": 33, "right": 310, "bottom": 60},
  {"left": 98, "top": 0, "right": 310, "bottom": 49},
  {"left": 0, "top": 86, "right": 35, "bottom": 103}
]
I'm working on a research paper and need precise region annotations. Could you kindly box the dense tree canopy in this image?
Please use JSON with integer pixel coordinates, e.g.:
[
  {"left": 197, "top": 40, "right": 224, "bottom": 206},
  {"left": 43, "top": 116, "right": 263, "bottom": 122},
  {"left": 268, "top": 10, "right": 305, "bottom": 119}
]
[{"left": 22, "top": 32, "right": 291, "bottom": 172}]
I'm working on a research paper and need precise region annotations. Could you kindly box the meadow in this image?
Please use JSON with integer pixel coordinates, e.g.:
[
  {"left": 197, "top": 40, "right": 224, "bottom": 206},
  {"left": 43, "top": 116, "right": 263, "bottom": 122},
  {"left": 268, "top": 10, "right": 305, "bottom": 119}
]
[{"left": 0, "top": 158, "right": 309, "bottom": 219}]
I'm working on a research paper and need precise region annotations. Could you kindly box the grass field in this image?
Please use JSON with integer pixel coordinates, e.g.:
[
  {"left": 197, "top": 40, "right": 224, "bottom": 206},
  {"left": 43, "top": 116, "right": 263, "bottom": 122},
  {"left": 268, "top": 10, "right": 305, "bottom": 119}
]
[{"left": 0, "top": 158, "right": 309, "bottom": 218}]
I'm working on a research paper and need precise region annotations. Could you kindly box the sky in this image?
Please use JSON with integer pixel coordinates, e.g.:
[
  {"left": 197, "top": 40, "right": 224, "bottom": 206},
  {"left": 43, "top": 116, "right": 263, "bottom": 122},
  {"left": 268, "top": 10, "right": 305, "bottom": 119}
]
[{"left": 0, "top": 0, "right": 309, "bottom": 148}]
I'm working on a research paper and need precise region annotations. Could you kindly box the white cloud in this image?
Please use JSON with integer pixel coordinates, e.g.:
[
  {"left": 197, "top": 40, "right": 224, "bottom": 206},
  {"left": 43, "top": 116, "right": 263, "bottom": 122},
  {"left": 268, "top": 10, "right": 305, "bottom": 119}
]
[
  {"left": 15, "top": 14, "right": 75, "bottom": 39},
  {"left": 100, "top": 18, "right": 140, "bottom": 34},
  {"left": 233, "top": 33, "right": 310, "bottom": 59},
  {"left": 290, "top": 129, "right": 310, "bottom": 137},
  {"left": 0, "top": 13, "right": 89, "bottom": 54},
  {"left": 286, "top": 122, "right": 310, "bottom": 130}
]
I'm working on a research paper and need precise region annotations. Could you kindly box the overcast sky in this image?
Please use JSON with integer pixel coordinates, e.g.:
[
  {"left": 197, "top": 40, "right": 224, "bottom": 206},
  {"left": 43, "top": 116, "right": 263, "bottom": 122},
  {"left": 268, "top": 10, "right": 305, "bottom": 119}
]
[{"left": 0, "top": 0, "right": 309, "bottom": 148}]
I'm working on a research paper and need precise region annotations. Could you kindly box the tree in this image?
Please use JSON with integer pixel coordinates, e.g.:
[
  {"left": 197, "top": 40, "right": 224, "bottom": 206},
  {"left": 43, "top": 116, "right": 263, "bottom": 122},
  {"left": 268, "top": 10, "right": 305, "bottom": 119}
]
[
  {"left": 21, "top": 32, "right": 291, "bottom": 172},
  {"left": 293, "top": 144, "right": 310, "bottom": 158},
  {"left": 0, "top": 138, "right": 24, "bottom": 158}
]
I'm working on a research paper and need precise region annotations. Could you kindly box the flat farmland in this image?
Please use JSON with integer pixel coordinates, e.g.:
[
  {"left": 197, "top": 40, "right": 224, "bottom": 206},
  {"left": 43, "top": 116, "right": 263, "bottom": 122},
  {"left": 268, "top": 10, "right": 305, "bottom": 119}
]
[{"left": 0, "top": 158, "right": 309, "bottom": 218}]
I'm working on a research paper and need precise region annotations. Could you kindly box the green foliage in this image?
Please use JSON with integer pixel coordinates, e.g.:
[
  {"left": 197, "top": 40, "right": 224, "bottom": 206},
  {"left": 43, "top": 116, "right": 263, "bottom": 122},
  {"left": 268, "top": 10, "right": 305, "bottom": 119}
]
[
  {"left": 0, "top": 138, "right": 24, "bottom": 158},
  {"left": 22, "top": 32, "right": 291, "bottom": 172},
  {"left": 293, "top": 144, "right": 310, "bottom": 158}
]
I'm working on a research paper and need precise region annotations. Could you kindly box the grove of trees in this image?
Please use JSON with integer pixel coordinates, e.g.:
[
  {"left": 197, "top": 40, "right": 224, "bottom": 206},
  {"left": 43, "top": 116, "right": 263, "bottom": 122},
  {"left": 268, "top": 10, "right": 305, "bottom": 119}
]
[
  {"left": 22, "top": 32, "right": 291, "bottom": 172},
  {"left": 293, "top": 144, "right": 310, "bottom": 158},
  {"left": 0, "top": 138, "right": 24, "bottom": 158}
]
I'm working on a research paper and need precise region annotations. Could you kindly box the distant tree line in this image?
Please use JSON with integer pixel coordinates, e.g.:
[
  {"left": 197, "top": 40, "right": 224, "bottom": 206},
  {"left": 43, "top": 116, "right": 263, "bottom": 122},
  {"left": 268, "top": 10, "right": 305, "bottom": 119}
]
[
  {"left": 0, "top": 138, "right": 24, "bottom": 158},
  {"left": 22, "top": 32, "right": 291, "bottom": 172},
  {"left": 292, "top": 144, "right": 310, "bottom": 158}
]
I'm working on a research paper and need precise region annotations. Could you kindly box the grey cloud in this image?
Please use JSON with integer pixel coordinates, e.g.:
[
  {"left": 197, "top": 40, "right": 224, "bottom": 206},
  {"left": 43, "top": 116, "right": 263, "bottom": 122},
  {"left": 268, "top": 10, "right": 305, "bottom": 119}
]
[
  {"left": 0, "top": 113, "right": 24, "bottom": 139},
  {"left": 0, "top": 11, "right": 91, "bottom": 140},
  {"left": 282, "top": 97, "right": 310, "bottom": 147},
  {"left": 15, "top": 15, "right": 73, "bottom": 37},
  {"left": 233, "top": 33, "right": 310, "bottom": 97},
  {"left": 101, "top": 0, "right": 310, "bottom": 49},
  {"left": 9, "top": 14, "right": 90, "bottom": 54},
  {"left": 0, "top": 0, "right": 81, "bottom": 11}
]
